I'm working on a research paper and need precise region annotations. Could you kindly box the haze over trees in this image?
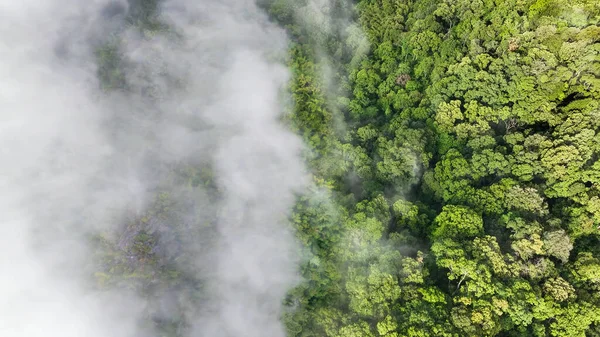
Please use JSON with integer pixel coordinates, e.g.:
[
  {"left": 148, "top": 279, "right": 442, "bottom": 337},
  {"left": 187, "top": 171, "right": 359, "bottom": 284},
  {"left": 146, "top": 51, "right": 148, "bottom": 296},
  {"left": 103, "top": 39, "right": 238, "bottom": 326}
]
[{"left": 1, "top": 0, "right": 599, "bottom": 337}]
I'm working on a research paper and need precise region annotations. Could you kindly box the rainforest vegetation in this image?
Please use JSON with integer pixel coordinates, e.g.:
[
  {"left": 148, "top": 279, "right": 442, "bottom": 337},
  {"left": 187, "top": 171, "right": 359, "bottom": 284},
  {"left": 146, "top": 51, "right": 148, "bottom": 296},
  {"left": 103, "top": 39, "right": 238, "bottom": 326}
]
[{"left": 94, "top": 0, "right": 600, "bottom": 336}]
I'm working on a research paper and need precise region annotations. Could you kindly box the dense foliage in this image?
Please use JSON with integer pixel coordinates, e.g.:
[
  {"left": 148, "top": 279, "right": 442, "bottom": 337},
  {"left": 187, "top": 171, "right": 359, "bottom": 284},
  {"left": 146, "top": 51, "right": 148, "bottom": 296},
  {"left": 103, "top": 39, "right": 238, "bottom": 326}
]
[
  {"left": 94, "top": 0, "right": 600, "bottom": 336},
  {"left": 269, "top": 0, "right": 600, "bottom": 336}
]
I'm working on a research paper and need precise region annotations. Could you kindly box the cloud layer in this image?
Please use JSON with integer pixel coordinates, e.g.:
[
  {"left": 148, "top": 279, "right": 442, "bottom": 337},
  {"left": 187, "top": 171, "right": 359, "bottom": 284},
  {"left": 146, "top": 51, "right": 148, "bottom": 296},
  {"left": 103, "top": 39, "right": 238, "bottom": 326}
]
[{"left": 0, "top": 0, "right": 307, "bottom": 336}]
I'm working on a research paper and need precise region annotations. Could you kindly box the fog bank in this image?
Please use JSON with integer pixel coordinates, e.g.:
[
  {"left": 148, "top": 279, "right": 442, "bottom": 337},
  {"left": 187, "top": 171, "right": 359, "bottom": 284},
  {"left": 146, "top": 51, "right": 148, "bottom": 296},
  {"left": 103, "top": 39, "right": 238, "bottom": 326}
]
[{"left": 0, "top": 0, "right": 308, "bottom": 336}]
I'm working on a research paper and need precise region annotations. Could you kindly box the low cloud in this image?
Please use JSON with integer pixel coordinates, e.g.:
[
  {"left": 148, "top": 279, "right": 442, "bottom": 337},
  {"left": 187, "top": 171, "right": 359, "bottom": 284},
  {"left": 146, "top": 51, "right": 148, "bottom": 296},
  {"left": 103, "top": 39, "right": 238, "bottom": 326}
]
[{"left": 0, "top": 0, "right": 308, "bottom": 336}]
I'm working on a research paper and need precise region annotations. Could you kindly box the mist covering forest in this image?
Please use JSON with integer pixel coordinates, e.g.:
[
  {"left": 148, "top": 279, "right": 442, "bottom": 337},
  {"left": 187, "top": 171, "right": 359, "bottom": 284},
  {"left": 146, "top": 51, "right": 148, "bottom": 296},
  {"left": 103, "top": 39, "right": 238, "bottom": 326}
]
[{"left": 1, "top": 0, "right": 599, "bottom": 336}]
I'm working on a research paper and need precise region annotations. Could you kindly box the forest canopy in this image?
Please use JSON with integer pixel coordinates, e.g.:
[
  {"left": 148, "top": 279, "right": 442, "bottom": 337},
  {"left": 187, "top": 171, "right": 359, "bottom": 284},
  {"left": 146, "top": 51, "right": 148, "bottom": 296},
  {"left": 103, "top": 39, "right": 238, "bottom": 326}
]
[{"left": 266, "top": 0, "right": 600, "bottom": 336}]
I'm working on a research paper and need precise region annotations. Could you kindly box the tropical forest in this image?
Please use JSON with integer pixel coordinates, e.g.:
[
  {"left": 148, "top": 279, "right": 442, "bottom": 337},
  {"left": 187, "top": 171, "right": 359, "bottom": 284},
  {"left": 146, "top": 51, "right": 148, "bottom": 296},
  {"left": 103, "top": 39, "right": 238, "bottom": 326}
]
[{"left": 2, "top": 0, "right": 600, "bottom": 337}]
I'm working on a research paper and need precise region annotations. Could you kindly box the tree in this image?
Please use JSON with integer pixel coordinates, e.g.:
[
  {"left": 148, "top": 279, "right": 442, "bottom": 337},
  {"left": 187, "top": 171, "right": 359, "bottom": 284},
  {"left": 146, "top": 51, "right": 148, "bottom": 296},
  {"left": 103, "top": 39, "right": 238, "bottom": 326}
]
[{"left": 432, "top": 205, "right": 483, "bottom": 240}]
